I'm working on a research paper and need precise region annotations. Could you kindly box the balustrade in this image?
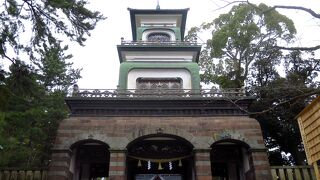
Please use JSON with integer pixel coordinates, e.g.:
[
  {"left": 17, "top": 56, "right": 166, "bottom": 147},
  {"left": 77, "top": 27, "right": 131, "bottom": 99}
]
[{"left": 69, "top": 88, "right": 246, "bottom": 98}]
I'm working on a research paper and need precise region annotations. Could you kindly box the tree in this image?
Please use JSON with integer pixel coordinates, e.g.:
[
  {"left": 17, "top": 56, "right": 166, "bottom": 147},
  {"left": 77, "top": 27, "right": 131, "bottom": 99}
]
[
  {"left": 250, "top": 51, "right": 320, "bottom": 164},
  {"left": 0, "top": 0, "right": 104, "bottom": 167},
  {"left": 0, "top": 56, "right": 79, "bottom": 167},
  {"left": 187, "top": 3, "right": 320, "bottom": 164},
  {"left": 1, "top": 0, "right": 104, "bottom": 64},
  {"left": 214, "top": 0, "right": 320, "bottom": 51},
  {"left": 190, "top": 3, "right": 296, "bottom": 88}
]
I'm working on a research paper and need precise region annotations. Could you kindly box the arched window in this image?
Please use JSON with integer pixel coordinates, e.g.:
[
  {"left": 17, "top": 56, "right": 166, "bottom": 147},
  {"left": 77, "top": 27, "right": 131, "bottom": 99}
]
[
  {"left": 147, "top": 32, "right": 171, "bottom": 42},
  {"left": 142, "top": 29, "right": 176, "bottom": 41}
]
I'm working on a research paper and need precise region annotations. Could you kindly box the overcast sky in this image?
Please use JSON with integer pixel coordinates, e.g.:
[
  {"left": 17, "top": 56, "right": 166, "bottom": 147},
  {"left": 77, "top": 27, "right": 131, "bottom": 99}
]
[{"left": 69, "top": 0, "right": 320, "bottom": 89}]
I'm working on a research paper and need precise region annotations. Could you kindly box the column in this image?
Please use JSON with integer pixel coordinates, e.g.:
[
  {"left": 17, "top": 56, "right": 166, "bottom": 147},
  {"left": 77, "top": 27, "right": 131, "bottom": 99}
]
[
  {"left": 48, "top": 149, "right": 72, "bottom": 180},
  {"left": 250, "top": 148, "right": 271, "bottom": 180},
  {"left": 313, "top": 161, "right": 320, "bottom": 180},
  {"left": 109, "top": 149, "right": 126, "bottom": 180},
  {"left": 194, "top": 149, "right": 212, "bottom": 180}
]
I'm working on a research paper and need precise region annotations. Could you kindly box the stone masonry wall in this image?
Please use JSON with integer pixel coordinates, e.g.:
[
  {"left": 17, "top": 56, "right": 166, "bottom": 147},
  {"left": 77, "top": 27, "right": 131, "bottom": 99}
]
[{"left": 48, "top": 116, "right": 271, "bottom": 180}]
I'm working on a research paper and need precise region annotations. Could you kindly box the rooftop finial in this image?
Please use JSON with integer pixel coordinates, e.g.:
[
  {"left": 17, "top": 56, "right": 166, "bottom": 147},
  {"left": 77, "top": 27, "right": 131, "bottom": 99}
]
[{"left": 156, "top": 0, "right": 160, "bottom": 10}]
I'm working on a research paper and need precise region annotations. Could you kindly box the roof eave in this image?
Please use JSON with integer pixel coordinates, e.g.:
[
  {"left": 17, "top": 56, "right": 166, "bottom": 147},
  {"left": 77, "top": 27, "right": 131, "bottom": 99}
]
[
  {"left": 117, "top": 45, "right": 202, "bottom": 63},
  {"left": 128, "top": 8, "right": 189, "bottom": 41}
]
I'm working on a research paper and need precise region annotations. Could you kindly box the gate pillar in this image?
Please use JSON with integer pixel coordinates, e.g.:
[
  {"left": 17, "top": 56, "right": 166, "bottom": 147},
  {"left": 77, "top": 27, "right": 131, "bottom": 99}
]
[
  {"left": 195, "top": 149, "right": 212, "bottom": 180},
  {"left": 109, "top": 150, "right": 126, "bottom": 180}
]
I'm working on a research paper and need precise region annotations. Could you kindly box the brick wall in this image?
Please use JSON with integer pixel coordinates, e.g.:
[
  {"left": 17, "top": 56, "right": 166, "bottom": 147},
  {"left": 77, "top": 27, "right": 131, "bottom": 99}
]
[
  {"left": 54, "top": 116, "right": 265, "bottom": 150},
  {"left": 194, "top": 149, "right": 212, "bottom": 180},
  {"left": 109, "top": 150, "right": 126, "bottom": 180},
  {"left": 48, "top": 116, "right": 270, "bottom": 180}
]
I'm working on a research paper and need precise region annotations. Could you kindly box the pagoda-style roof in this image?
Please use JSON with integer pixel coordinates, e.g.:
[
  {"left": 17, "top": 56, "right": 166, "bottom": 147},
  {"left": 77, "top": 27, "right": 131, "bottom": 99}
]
[{"left": 128, "top": 8, "right": 189, "bottom": 41}]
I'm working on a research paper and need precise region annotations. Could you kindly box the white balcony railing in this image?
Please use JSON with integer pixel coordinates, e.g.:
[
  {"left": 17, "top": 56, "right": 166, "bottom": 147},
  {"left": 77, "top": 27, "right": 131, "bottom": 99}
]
[
  {"left": 120, "top": 40, "right": 201, "bottom": 46},
  {"left": 69, "top": 88, "right": 246, "bottom": 98}
]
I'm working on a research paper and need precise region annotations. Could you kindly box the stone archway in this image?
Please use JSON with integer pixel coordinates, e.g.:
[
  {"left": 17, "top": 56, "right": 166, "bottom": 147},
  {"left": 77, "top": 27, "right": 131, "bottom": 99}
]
[
  {"left": 69, "top": 139, "right": 110, "bottom": 180},
  {"left": 126, "top": 134, "right": 195, "bottom": 180},
  {"left": 127, "top": 127, "right": 195, "bottom": 145},
  {"left": 210, "top": 139, "right": 254, "bottom": 180}
]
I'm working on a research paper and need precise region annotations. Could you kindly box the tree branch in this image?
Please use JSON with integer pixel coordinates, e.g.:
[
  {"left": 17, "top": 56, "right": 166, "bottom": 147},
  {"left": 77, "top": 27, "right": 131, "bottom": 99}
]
[
  {"left": 214, "top": 0, "right": 248, "bottom": 11},
  {"left": 275, "top": 45, "right": 320, "bottom": 51},
  {"left": 223, "top": 88, "right": 320, "bottom": 116},
  {"left": 2, "top": 53, "right": 15, "bottom": 64},
  {"left": 270, "top": 5, "right": 320, "bottom": 19},
  {"left": 250, "top": 89, "right": 320, "bottom": 116},
  {"left": 217, "top": 0, "right": 320, "bottom": 19},
  {"left": 215, "top": 1, "right": 320, "bottom": 51}
]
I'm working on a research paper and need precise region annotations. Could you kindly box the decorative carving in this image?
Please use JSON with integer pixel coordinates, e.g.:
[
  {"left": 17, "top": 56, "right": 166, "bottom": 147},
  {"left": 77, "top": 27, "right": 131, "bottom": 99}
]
[
  {"left": 171, "top": 82, "right": 181, "bottom": 89},
  {"left": 137, "top": 82, "right": 148, "bottom": 89},
  {"left": 88, "top": 134, "right": 94, "bottom": 139},
  {"left": 213, "top": 130, "right": 246, "bottom": 142},
  {"left": 136, "top": 78, "right": 182, "bottom": 90},
  {"left": 156, "top": 128, "right": 163, "bottom": 134},
  {"left": 120, "top": 40, "right": 200, "bottom": 46},
  {"left": 128, "top": 140, "right": 192, "bottom": 159},
  {"left": 147, "top": 33, "right": 171, "bottom": 42}
]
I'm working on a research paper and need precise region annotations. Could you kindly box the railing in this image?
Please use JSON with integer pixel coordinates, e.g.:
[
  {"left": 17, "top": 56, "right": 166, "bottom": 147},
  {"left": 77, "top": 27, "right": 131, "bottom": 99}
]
[
  {"left": 120, "top": 40, "right": 201, "bottom": 46},
  {"left": 271, "top": 166, "right": 317, "bottom": 180},
  {"left": 0, "top": 166, "right": 318, "bottom": 180},
  {"left": 69, "top": 88, "right": 246, "bottom": 98},
  {"left": 0, "top": 168, "right": 47, "bottom": 180}
]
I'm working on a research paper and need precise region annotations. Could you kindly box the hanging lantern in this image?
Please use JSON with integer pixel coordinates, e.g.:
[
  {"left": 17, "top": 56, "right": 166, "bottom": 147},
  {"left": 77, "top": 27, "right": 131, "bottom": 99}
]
[
  {"left": 158, "top": 162, "right": 163, "bottom": 170},
  {"left": 138, "top": 160, "right": 142, "bottom": 167},
  {"left": 178, "top": 159, "right": 182, "bottom": 167}
]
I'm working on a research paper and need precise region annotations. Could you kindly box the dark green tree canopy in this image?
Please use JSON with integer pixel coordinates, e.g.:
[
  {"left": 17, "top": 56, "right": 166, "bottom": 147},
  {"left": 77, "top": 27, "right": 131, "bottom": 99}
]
[
  {"left": 186, "top": 3, "right": 320, "bottom": 165},
  {"left": 1, "top": 0, "right": 104, "bottom": 64},
  {"left": 187, "top": 3, "right": 296, "bottom": 88},
  {"left": 0, "top": 0, "right": 104, "bottom": 167}
]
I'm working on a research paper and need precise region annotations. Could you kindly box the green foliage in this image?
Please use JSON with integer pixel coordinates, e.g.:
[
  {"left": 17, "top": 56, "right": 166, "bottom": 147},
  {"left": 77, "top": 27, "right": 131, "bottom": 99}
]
[
  {"left": 189, "top": 3, "right": 296, "bottom": 88},
  {"left": 0, "top": 60, "right": 72, "bottom": 167},
  {"left": 0, "top": 0, "right": 105, "bottom": 63},
  {"left": 0, "top": 0, "right": 102, "bottom": 168},
  {"left": 188, "top": 3, "right": 320, "bottom": 165},
  {"left": 250, "top": 53, "right": 318, "bottom": 165},
  {"left": 284, "top": 51, "right": 320, "bottom": 85},
  {"left": 37, "top": 43, "right": 81, "bottom": 91}
]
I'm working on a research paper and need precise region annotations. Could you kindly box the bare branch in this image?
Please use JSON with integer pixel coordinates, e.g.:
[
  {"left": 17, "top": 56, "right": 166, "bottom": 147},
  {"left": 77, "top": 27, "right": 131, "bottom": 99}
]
[
  {"left": 275, "top": 45, "right": 320, "bottom": 51},
  {"left": 222, "top": 88, "right": 320, "bottom": 116},
  {"left": 250, "top": 89, "right": 320, "bottom": 116},
  {"left": 1, "top": 53, "right": 15, "bottom": 64},
  {"left": 214, "top": 0, "right": 248, "bottom": 11},
  {"left": 215, "top": 0, "right": 320, "bottom": 20},
  {"left": 270, "top": 5, "right": 320, "bottom": 19}
]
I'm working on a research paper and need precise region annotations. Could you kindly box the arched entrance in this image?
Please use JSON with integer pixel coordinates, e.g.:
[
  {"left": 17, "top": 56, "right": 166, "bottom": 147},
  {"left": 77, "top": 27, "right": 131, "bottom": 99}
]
[
  {"left": 211, "top": 140, "right": 253, "bottom": 180},
  {"left": 70, "top": 140, "right": 110, "bottom": 180},
  {"left": 126, "top": 134, "right": 194, "bottom": 180}
]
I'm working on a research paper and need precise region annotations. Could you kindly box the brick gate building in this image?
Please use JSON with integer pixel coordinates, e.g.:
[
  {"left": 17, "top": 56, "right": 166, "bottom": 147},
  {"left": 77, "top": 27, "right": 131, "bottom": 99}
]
[{"left": 48, "top": 6, "right": 271, "bottom": 180}]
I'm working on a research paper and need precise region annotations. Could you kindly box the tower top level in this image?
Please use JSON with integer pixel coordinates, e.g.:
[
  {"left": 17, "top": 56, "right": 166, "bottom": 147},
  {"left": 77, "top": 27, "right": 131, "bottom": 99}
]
[{"left": 127, "top": 8, "right": 189, "bottom": 41}]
